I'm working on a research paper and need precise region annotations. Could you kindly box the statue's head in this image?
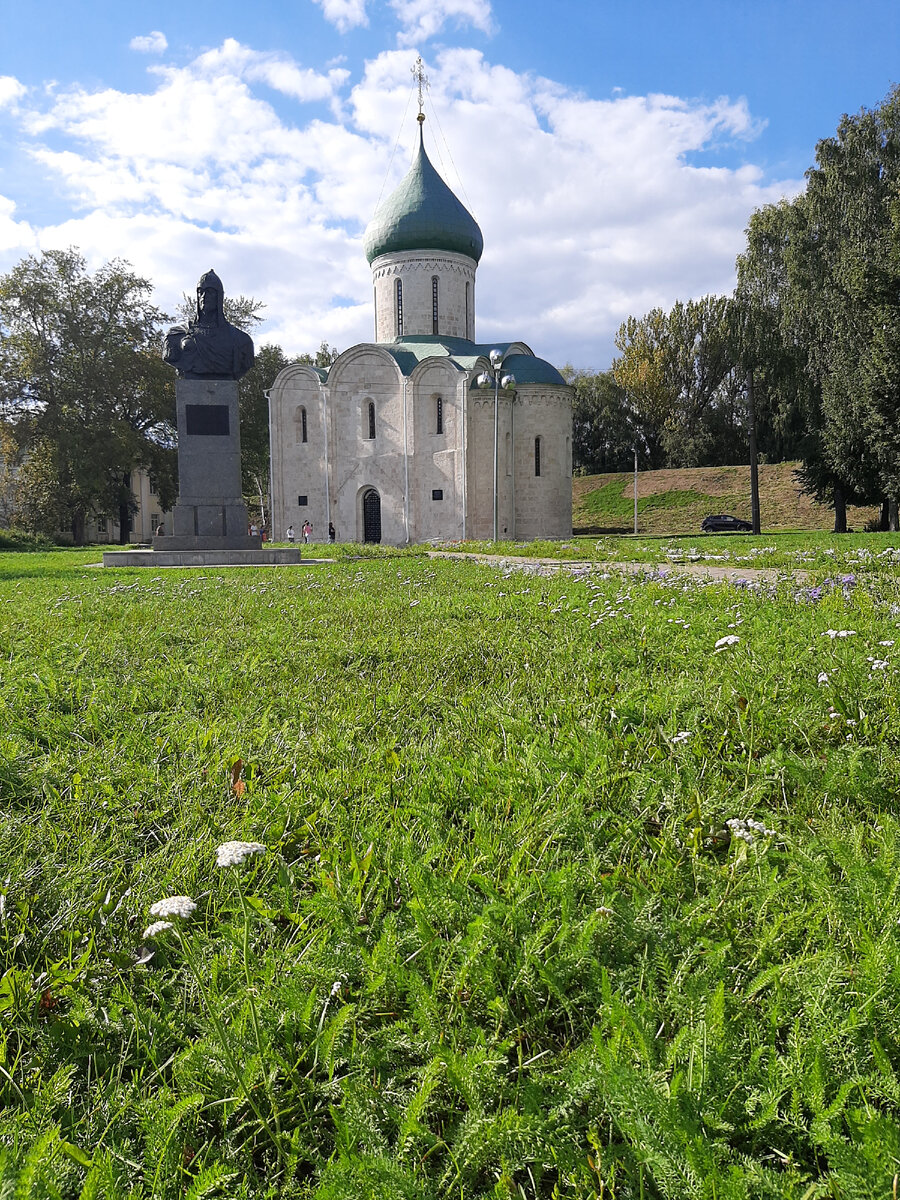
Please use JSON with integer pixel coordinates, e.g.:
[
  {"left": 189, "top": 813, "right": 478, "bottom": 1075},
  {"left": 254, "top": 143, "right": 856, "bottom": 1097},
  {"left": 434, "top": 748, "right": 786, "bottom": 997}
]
[{"left": 196, "top": 268, "right": 225, "bottom": 323}]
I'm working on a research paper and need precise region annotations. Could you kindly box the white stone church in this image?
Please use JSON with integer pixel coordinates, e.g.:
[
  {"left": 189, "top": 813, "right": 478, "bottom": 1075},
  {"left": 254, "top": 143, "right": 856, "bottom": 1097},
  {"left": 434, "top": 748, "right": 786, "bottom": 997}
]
[{"left": 268, "top": 115, "right": 573, "bottom": 545}]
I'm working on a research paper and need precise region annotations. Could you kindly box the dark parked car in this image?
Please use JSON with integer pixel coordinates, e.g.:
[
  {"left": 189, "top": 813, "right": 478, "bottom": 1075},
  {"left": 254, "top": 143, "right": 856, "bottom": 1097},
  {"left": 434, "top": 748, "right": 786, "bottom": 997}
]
[{"left": 701, "top": 514, "right": 753, "bottom": 533}]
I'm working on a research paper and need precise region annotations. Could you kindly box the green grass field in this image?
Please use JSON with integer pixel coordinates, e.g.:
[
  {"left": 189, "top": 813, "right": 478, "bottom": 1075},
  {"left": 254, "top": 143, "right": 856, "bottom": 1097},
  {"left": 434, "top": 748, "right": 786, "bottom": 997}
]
[{"left": 3, "top": 544, "right": 900, "bottom": 1197}]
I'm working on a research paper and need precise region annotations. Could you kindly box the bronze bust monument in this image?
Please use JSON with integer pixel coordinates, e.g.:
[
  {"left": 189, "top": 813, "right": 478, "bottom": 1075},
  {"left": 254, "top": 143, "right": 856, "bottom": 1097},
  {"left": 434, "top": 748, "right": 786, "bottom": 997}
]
[{"left": 163, "top": 269, "right": 254, "bottom": 380}]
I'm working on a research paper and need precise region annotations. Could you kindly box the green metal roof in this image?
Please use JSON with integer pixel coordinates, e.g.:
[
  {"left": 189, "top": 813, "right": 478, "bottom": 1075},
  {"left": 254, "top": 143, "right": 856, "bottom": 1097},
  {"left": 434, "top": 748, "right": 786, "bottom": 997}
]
[
  {"left": 363, "top": 127, "right": 484, "bottom": 265},
  {"left": 491, "top": 354, "right": 568, "bottom": 387},
  {"left": 360, "top": 336, "right": 568, "bottom": 386}
]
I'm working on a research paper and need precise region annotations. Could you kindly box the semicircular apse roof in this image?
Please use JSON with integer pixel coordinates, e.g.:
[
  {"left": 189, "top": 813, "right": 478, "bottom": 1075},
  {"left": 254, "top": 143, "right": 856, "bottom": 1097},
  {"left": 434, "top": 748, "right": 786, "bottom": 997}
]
[{"left": 363, "top": 127, "right": 484, "bottom": 265}]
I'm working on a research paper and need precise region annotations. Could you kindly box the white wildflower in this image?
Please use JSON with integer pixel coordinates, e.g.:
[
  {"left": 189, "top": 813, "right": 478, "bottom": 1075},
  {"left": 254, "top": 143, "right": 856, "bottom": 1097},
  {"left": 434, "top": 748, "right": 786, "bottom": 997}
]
[
  {"left": 879, "top": 640, "right": 895, "bottom": 647},
  {"left": 714, "top": 635, "right": 741, "bottom": 650},
  {"left": 817, "top": 671, "right": 829, "bottom": 685},
  {"left": 745, "top": 818, "right": 776, "bottom": 836},
  {"left": 869, "top": 658, "right": 889, "bottom": 671},
  {"left": 330, "top": 980, "right": 343, "bottom": 997},
  {"left": 726, "top": 817, "right": 776, "bottom": 845},
  {"left": 142, "top": 920, "right": 174, "bottom": 938},
  {"left": 671, "top": 731, "right": 692, "bottom": 744},
  {"left": 216, "top": 840, "right": 267, "bottom": 868},
  {"left": 149, "top": 896, "right": 196, "bottom": 919},
  {"left": 822, "top": 629, "right": 856, "bottom": 639}
]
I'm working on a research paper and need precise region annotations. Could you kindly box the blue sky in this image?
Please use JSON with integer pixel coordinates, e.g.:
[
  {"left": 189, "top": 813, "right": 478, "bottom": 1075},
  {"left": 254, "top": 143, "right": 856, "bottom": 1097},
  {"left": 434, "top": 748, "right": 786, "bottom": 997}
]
[{"left": 1, "top": 0, "right": 898, "bottom": 367}]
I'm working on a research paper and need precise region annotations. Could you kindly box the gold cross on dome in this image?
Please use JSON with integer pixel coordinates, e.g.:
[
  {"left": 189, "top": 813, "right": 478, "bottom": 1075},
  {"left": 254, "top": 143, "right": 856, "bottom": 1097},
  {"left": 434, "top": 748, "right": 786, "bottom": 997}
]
[{"left": 411, "top": 56, "right": 429, "bottom": 124}]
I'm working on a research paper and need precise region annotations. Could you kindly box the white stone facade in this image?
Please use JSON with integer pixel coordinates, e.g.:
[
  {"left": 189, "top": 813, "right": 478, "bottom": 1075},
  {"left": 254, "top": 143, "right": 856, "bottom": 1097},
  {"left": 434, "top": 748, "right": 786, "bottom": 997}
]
[
  {"left": 268, "top": 132, "right": 572, "bottom": 546},
  {"left": 371, "top": 250, "right": 476, "bottom": 341},
  {"left": 269, "top": 343, "right": 573, "bottom": 545}
]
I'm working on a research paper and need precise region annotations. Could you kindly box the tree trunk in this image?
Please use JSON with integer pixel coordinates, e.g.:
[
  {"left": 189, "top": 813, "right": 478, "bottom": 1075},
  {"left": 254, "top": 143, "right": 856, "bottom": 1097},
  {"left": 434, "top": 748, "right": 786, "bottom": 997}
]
[
  {"left": 880, "top": 499, "right": 890, "bottom": 531},
  {"left": 118, "top": 499, "right": 131, "bottom": 544},
  {"left": 833, "top": 486, "right": 847, "bottom": 534},
  {"left": 71, "top": 509, "right": 86, "bottom": 546},
  {"left": 747, "top": 370, "right": 760, "bottom": 534},
  {"left": 890, "top": 499, "right": 899, "bottom": 533}
]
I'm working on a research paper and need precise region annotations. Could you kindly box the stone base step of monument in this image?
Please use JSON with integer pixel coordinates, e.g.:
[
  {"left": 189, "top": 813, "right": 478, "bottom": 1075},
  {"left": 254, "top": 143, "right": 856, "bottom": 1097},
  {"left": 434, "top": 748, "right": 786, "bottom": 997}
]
[
  {"left": 156, "top": 534, "right": 262, "bottom": 551},
  {"left": 102, "top": 548, "right": 308, "bottom": 568}
]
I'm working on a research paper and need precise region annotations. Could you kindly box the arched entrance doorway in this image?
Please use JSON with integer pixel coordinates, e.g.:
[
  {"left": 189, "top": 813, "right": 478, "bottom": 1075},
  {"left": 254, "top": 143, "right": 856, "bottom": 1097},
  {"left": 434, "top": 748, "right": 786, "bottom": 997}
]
[{"left": 362, "top": 488, "right": 381, "bottom": 543}]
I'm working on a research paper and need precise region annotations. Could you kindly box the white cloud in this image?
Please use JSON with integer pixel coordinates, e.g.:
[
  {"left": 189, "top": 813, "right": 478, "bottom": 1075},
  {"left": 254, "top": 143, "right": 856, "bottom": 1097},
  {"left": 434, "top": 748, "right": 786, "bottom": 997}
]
[
  {"left": 129, "top": 31, "right": 168, "bottom": 54},
  {"left": 0, "top": 76, "right": 26, "bottom": 109},
  {"left": 312, "top": 0, "right": 369, "bottom": 34},
  {"left": 0, "top": 195, "right": 37, "bottom": 256},
  {"left": 391, "top": 0, "right": 494, "bottom": 47},
  {"left": 0, "top": 40, "right": 801, "bottom": 367}
]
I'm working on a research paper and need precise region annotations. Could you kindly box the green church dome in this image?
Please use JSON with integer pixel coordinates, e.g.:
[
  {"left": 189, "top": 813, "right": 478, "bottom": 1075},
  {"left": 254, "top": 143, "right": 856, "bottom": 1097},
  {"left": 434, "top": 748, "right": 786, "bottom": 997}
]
[{"left": 364, "top": 125, "right": 484, "bottom": 265}]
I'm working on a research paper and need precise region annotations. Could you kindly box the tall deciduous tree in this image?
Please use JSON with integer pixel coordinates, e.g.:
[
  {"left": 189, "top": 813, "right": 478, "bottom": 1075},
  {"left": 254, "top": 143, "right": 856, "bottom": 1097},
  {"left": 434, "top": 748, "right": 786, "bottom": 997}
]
[
  {"left": 736, "top": 86, "right": 900, "bottom": 530},
  {"left": 612, "top": 296, "right": 746, "bottom": 469},
  {"left": 805, "top": 88, "right": 900, "bottom": 519},
  {"left": 238, "top": 343, "right": 292, "bottom": 519},
  {"left": 560, "top": 367, "right": 635, "bottom": 474},
  {"left": 0, "top": 249, "right": 175, "bottom": 543}
]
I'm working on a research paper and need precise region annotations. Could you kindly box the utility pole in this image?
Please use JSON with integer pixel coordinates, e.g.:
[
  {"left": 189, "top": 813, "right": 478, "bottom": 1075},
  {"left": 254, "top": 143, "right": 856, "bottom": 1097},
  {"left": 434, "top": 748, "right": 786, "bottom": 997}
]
[
  {"left": 747, "top": 370, "right": 760, "bottom": 535},
  {"left": 633, "top": 447, "right": 638, "bottom": 535}
]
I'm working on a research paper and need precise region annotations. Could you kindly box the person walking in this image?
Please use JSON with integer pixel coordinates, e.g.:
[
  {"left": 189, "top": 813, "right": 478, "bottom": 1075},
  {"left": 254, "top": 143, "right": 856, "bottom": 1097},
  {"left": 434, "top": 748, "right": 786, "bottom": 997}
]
[
  {"left": 286, "top": 524, "right": 295, "bottom": 544},
  {"left": 303, "top": 521, "right": 312, "bottom": 544}
]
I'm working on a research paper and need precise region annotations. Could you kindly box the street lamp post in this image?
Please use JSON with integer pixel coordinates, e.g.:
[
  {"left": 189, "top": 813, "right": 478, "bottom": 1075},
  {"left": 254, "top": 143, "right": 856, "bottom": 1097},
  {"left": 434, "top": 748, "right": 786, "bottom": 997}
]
[{"left": 476, "top": 349, "right": 516, "bottom": 541}]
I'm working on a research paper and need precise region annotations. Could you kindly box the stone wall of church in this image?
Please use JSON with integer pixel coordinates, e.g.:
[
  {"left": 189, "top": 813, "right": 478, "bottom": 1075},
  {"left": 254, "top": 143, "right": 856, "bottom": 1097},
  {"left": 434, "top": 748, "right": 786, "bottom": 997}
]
[
  {"left": 269, "top": 357, "right": 572, "bottom": 547},
  {"left": 327, "top": 349, "right": 407, "bottom": 544},
  {"left": 512, "top": 388, "right": 574, "bottom": 540},
  {"left": 268, "top": 365, "right": 328, "bottom": 542},
  {"left": 407, "top": 360, "right": 467, "bottom": 542},
  {"left": 465, "top": 389, "right": 515, "bottom": 540},
  {"left": 371, "top": 250, "right": 476, "bottom": 341}
]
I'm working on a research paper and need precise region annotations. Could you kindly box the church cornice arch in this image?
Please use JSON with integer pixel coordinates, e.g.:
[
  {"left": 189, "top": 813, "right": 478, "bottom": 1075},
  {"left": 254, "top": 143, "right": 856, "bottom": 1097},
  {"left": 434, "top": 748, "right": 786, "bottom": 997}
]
[
  {"left": 408, "top": 355, "right": 467, "bottom": 387},
  {"left": 269, "top": 362, "right": 328, "bottom": 397},
  {"left": 326, "top": 342, "right": 404, "bottom": 385}
]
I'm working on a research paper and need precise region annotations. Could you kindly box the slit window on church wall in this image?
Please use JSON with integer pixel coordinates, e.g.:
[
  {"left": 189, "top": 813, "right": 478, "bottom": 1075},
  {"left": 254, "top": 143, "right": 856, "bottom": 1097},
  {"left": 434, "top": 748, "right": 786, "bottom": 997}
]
[
  {"left": 465, "top": 282, "right": 470, "bottom": 337},
  {"left": 396, "top": 279, "right": 403, "bottom": 336},
  {"left": 432, "top": 276, "right": 439, "bottom": 334},
  {"left": 436, "top": 395, "right": 443, "bottom": 435},
  {"left": 367, "top": 401, "right": 376, "bottom": 440},
  {"left": 534, "top": 436, "right": 542, "bottom": 477}
]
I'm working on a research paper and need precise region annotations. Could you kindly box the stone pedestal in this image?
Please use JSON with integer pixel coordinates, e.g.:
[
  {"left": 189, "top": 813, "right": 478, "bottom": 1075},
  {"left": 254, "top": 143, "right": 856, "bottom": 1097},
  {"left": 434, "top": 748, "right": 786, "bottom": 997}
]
[
  {"left": 155, "top": 378, "right": 258, "bottom": 551},
  {"left": 103, "top": 547, "right": 306, "bottom": 567}
]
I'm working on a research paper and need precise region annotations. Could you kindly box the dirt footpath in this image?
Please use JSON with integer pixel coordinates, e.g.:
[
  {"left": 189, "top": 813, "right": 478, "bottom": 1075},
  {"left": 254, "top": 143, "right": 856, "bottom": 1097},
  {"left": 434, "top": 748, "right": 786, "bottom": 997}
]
[{"left": 425, "top": 549, "right": 810, "bottom": 583}]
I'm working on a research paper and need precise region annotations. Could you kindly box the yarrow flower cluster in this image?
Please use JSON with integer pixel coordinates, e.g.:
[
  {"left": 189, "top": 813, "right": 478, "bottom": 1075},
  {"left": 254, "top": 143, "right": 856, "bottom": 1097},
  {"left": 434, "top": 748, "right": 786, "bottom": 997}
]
[
  {"left": 714, "top": 634, "right": 741, "bottom": 651},
  {"left": 822, "top": 629, "right": 856, "bottom": 639},
  {"left": 216, "top": 841, "right": 267, "bottom": 868},
  {"left": 142, "top": 920, "right": 174, "bottom": 939},
  {"left": 149, "top": 896, "right": 197, "bottom": 919},
  {"left": 671, "top": 730, "right": 692, "bottom": 744},
  {"left": 726, "top": 817, "right": 776, "bottom": 845}
]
